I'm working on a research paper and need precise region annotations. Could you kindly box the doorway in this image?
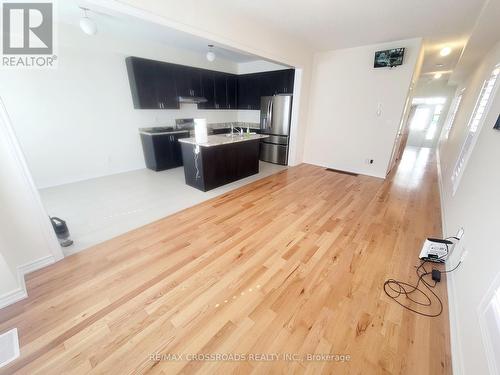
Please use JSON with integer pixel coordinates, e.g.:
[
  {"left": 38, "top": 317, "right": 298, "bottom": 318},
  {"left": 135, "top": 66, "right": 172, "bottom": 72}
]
[{"left": 406, "top": 98, "right": 446, "bottom": 149}]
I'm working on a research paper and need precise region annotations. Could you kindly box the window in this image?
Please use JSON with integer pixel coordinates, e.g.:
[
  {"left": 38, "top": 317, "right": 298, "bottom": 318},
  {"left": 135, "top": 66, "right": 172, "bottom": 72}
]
[
  {"left": 451, "top": 65, "right": 500, "bottom": 195},
  {"left": 442, "top": 89, "right": 464, "bottom": 140}
]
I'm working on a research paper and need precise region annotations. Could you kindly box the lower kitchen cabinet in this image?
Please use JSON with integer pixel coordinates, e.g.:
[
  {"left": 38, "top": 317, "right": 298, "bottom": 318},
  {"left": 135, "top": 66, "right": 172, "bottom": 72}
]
[{"left": 140, "top": 131, "right": 190, "bottom": 171}]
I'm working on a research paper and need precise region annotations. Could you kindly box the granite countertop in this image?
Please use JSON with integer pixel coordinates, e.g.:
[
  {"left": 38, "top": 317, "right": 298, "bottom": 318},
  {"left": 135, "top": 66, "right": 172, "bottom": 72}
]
[
  {"left": 209, "top": 122, "right": 260, "bottom": 130},
  {"left": 140, "top": 122, "right": 261, "bottom": 136},
  {"left": 178, "top": 134, "right": 268, "bottom": 147}
]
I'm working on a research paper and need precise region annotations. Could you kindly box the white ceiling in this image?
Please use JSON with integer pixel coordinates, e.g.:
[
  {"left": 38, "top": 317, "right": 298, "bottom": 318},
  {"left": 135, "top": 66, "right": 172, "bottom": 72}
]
[
  {"left": 451, "top": 0, "right": 500, "bottom": 84},
  {"left": 61, "top": 0, "right": 494, "bottom": 82},
  {"left": 210, "top": 0, "right": 486, "bottom": 52},
  {"left": 58, "top": 0, "right": 262, "bottom": 63}
]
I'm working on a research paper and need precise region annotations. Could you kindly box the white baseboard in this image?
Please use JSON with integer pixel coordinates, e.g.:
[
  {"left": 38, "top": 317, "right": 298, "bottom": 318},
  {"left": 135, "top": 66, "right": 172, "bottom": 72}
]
[
  {"left": 437, "top": 148, "right": 465, "bottom": 374},
  {"left": 447, "top": 272, "right": 465, "bottom": 375},
  {"left": 0, "top": 255, "right": 56, "bottom": 309},
  {"left": 0, "top": 288, "right": 27, "bottom": 311}
]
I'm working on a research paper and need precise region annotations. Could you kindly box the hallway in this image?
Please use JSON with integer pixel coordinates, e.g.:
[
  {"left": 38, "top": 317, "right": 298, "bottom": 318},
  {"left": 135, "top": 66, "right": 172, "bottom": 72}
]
[{"left": 0, "top": 147, "right": 450, "bottom": 374}]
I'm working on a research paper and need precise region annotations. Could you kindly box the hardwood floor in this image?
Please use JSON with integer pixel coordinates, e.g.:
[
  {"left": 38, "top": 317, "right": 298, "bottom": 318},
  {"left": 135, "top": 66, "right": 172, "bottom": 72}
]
[{"left": 0, "top": 147, "right": 450, "bottom": 374}]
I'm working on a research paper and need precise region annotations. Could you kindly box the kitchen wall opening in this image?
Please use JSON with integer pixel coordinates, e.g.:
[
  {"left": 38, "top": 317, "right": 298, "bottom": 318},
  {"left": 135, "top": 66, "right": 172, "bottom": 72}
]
[{"left": 0, "top": 2, "right": 300, "bottom": 256}]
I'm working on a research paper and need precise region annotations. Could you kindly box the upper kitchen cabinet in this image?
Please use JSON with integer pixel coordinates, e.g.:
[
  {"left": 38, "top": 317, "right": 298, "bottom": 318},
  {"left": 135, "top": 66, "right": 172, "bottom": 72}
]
[
  {"left": 198, "top": 71, "right": 238, "bottom": 110},
  {"left": 257, "top": 69, "right": 295, "bottom": 96},
  {"left": 126, "top": 57, "right": 179, "bottom": 109},
  {"left": 226, "top": 75, "right": 238, "bottom": 109},
  {"left": 174, "top": 65, "right": 203, "bottom": 98},
  {"left": 156, "top": 62, "right": 180, "bottom": 109},
  {"left": 237, "top": 69, "right": 295, "bottom": 110},
  {"left": 214, "top": 72, "right": 228, "bottom": 109},
  {"left": 237, "top": 74, "right": 260, "bottom": 110},
  {"left": 276, "top": 69, "right": 295, "bottom": 94},
  {"left": 199, "top": 71, "right": 216, "bottom": 109},
  {"left": 126, "top": 57, "right": 160, "bottom": 109},
  {"left": 126, "top": 55, "right": 294, "bottom": 111}
]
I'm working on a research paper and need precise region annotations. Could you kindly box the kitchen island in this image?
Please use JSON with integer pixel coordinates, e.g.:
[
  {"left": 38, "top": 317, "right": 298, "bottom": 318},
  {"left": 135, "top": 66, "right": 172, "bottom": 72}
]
[{"left": 179, "top": 134, "right": 268, "bottom": 191}]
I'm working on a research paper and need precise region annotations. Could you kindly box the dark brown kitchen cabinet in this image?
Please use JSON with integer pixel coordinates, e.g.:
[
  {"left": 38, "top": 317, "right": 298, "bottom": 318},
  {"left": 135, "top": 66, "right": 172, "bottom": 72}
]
[
  {"left": 126, "top": 57, "right": 160, "bottom": 109},
  {"left": 140, "top": 131, "right": 190, "bottom": 171},
  {"left": 214, "top": 72, "right": 228, "bottom": 109},
  {"left": 156, "top": 62, "right": 180, "bottom": 109},
  {"left": 199, "top": 71, "right": 215, "bottom": 109},
  {"left": 237, "top": 74, "right": 260, "bottom": 110},
  {"left": 174, "top": 65, "right": 202, "bottom": 98},
  {"left": 199, "top": 71, "right": 238, "bottom": 110},
  {"left": 126, "top": 56, "right": 294, "bottom": 111},
  {"left": 126, "top": 57, "right": 179, "bottom": 109},
  {"left": 237, "top": 69, "right": 295, "bottom": 109},
  {"left": 226, "top": 75, "right": 238, "bottom": 109}
]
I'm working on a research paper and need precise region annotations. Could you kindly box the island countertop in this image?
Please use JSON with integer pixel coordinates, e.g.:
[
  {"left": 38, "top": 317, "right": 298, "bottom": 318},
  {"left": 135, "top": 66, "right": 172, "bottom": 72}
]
[{"left": 178, "top": 133, "right": 268, "bottom": 147}]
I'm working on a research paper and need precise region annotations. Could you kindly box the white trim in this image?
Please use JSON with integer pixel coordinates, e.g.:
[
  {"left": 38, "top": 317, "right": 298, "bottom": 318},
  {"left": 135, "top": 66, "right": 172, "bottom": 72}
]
[
  {"left": 0, "top": 328, "right": 20, "bottom": 368},
  {"left": 0, "top": 255, "right": 56, "bottom": 309},
  {"left": 477, "top": 271, "right": 500, "bottom": 375},
  {"left": 0, "top": 98, "right": 64, "bottom": 263},
  {"left": 0, "top": 289, "right": 27, "bottom": 311},
  {"left": 436, "top": 147, "right": 465, "bottom": 374},
  {"left": 451, "top": 65, "right": 500, "bottom": 196},
  {"left": 447, "top": 272, "right": 466, "bottom": 375}
]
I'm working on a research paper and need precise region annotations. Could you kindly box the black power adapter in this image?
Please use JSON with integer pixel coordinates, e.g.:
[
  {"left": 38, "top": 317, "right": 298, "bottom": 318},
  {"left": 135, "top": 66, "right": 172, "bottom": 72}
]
[{"left": 431, "top": 269, "right": 441, "bottom": 282}]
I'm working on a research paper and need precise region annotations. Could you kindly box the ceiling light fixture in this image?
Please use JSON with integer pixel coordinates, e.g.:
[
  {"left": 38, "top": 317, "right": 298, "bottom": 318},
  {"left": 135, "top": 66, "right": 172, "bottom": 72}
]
[
  {"left": 440, "top": 47, "right": 452, "bottom": 57},
  {"left": 434, "top": 72, "right": 443, "bottom": 80},
  {"left": 79, "top": 7, "right": 97, "bottom": 35},
  {"left": 436, "top": 63, "right": 444, "bottom": 68},
  {"left": 206, "top": 45, "right": 216, "bottom": 62}
]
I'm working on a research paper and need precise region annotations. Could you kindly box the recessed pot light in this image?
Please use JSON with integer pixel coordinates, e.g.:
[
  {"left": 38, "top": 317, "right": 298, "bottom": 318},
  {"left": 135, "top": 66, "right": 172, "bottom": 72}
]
[
  {"left": 434, "top": 72, "right": 442, "bottom": 79},
  {"left": 440, "top": 47, "right": 452, "bottom": 57}
]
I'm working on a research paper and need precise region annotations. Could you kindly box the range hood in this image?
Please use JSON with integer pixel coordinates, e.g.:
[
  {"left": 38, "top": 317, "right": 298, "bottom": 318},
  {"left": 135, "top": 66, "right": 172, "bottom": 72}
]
[{"left": 178, "top": 96, "right": 208, "bottom": 104}]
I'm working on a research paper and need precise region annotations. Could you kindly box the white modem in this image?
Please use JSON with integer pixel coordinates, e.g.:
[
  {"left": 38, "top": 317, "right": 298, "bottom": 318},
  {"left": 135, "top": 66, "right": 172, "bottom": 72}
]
[{"left": 419, "top": 239, "right": 452, "bottom": 262}]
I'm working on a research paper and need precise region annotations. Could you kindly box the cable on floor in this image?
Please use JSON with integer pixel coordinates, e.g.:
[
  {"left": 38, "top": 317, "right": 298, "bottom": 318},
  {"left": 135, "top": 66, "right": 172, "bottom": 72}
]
[{"left": 383, "top": 260, "right": 461, "bottom": 317}]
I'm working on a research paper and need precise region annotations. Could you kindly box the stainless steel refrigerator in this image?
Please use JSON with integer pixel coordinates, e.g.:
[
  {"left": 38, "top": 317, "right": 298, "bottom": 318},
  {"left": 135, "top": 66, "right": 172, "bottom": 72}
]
[{"left": 260, "top": 94, "right": 292, "bottom": 165}]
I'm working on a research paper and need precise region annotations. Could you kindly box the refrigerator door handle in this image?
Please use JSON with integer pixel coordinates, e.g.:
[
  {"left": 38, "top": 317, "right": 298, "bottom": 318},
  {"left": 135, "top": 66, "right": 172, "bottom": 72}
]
[
  {"left": 268, "top": 99, "right": 273, "bottom": 130},
  {"left": 265, "top": 100, "right": 271, "bottom": 129}
]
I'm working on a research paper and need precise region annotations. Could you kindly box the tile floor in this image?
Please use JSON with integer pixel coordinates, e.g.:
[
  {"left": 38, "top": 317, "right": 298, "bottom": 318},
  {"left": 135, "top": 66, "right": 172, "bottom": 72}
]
[{"left": 39, "top": 162, "right": 287, "bottom": 255}]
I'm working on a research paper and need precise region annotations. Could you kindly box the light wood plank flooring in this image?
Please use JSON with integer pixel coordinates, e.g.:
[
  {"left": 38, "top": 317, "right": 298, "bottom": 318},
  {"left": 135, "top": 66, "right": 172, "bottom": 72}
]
[{"left": 0, "top": 147, "right": 450, "bottom": 374}]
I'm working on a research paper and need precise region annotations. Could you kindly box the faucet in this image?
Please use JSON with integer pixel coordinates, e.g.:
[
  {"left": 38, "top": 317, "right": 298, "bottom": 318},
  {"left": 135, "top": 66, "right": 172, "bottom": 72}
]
[{"left": 230, "top": 123, "right": 243, "bottom": 136}]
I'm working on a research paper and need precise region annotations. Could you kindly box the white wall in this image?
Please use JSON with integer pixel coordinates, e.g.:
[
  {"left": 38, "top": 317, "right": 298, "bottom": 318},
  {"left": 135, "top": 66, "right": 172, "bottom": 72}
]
[
  {"left": 0, "top": 22, "right": 254, "bottom": 189},
  {"left": 237, "top": 60, "right": 289, "bottom": 74},
  {"left": 438, "top": 41, "right": 500, "bottom": 375},
  {"left": 0, "top": 99, "right": 63, "bottom": 307},
  {"left": 303, "top": 38, "right": 422, "bottom": 178}
]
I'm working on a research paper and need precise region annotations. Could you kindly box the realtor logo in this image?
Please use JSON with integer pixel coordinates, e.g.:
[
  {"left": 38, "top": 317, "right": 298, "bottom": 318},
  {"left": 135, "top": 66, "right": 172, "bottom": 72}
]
[{"left": 1, "top": 1, "right": 57, "bottom": 68}]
